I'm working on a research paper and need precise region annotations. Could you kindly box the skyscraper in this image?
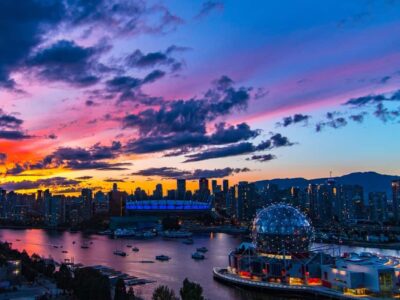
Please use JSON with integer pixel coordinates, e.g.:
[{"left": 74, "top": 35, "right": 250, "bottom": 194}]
[
  {"left": 81, "top": 188, "right": 93, "bottom": 219},
  {"left": 211, "top": 180, "right": 217, "bottom": 195},
  {"left": 199, "top": 178, "right": 210, "bottom": 201},
  {"left": 223, "top": 180, "right": 229, "bottom": 194},
  {"left": 392, "top": 180, "right": 400, "bottom": 220},
  {"left": 153, "top": 183, "right": 163, "bottom": 199},
  {"left": 177, "top": 179, "right": 186, "bottom": 199},
  {"left": 368, "top": 192, "right": 387, "bottom": 222},
  {"left": 236, "top": 181, "right": 257, "bottom": 221}
]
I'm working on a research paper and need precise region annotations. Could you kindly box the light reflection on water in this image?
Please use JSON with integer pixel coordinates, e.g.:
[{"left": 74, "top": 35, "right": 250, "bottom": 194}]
[{"left": 0, "top": 229, "right": 398, "bottom": 300}]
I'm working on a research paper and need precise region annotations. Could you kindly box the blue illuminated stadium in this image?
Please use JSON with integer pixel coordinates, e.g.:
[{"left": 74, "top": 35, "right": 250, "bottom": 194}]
[{"left": 126, "top": 200, "right": 212, "bottom": 212}]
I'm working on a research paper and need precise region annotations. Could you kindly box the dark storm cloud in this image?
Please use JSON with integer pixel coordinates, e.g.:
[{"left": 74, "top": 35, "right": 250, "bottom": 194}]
[
  {"left": 0, "top": 0, "right": 183, "bottom": 90},
  {"left": 0, "top": 130, "right": 32, "bottom": 140},
  {"left": 76, "top": 176, "right": 93, "bottom": 180},
  {"left": 349, "top": 112, "right": 367, "bottom": 123},
  {"left": 0, "top": 0, "right": 65, "bottom": 89},
  {"left": 195, "top": 1, "right": 224, "bottom": 19},
  {"left": 27, "top": 40, "right": 109, "bottom": 86},
  {"left": 125, "top": 122, "right": 259, "bottom": 155},
  {"left": 123, "top": 75, "right": 250, "bottom": 136},
  {"left": 9, "top": 141, "right": 127, "bottom": 174},
  {"left": 0, "top": 110, "right": 24, "bottom": 129},
  {"left": 183, "top": 133, "right": 294, "bottom": 162},
  {"left": 315, "top": 112, "right": 348, "bottom": 132},
  {"left": 184, "top": 143, "right": 255, "bottom": 162},
  {"left": 373, "top": 103, "right": 400, "bottom": 123},
  {"left": 142, "top": 70, "right": 166, "bottom": 84},
  {"left": 246, "top": 154, "right": 276, "bottom": 162},
  {"left": 277, "top": 114, "right": 311, "bottom": 127},
  {"left": 1, "top": 177, "right": 80, "bottom": 191},
  {"left": 131, "top": 167, "right": 249, "bottom": 179}
]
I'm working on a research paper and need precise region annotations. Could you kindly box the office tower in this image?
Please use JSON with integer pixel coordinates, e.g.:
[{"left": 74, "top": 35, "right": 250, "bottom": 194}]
[
  {"left": 199, "top": 178, "right": 210, "bottom": 201},
  {"left": 153, "top": 183, "right": 163, "bottom": 199},
  {"left": 81, "top": 188, "right": 93, "bottom": 219},
  {"left": 307, "top": 184, "right": 318, "bottom": 222},
  {"left": 167, "top": 189, "right": 176, "bottom": 199},
  {"left": 290, "top": 187, "right": 301, "bottom": 207},
  {"left": 211, "top": 180, "right": 217, "bottom": 195},
  {"left": 223, "top": 180, "right": 229, "bottom": 194},
  {"left": 45, "top": 195, "right": 65, "bottom": 227},
  {"left": 109, "top": 184, "right": 127, "bottom": 217},
  {"left": 392, "top": 180, "right": 400, "bottom": 220},
  {"left": 368, "top": 192, "right": 387, "bottom": 222},
  {"left": 236, "top": 181, "right": 257, "bottom": 221},
  {"left": 176, "top": 179, "right": 186, "bottom": 199},
  {"left": 336, "top": 185, "right": 364, "bottom": 222}
]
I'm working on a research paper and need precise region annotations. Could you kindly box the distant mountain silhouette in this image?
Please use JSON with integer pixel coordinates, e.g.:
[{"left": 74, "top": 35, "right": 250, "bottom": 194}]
[{"left": 254, "top": 171, "right": 400, "bottom": 198}]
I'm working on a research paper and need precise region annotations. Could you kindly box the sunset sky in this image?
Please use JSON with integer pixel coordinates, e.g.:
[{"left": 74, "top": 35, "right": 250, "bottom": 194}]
[{"left": 1, "top": 0, "right": 400, "bottom": 195}]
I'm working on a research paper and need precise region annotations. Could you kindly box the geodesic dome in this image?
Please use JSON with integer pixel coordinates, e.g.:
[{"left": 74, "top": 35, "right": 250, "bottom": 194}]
[{"left": 252, "top": 204, "right": 314, "bottom": 255}]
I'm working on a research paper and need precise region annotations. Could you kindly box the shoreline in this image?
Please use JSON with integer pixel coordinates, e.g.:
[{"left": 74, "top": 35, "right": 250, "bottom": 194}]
[{"left": 213, "top": 268, "right": 375, "bottom": 300}]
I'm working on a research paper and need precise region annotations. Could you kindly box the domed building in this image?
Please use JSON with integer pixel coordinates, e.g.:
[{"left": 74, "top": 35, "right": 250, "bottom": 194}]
[{"left": 252, "top": 204, "right": 314, "bottom": 256}]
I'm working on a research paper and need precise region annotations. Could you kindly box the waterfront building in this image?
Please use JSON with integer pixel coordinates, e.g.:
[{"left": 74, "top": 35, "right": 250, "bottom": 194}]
[
  {"left": 223, "top": 180, "right": 229, "bottom": 194},
  {"left": 236, "top": 181, "right": 257, "bottom": 221},
  {"left": 392, "top": 180, "right": 400, "bottom": 221},
  {"left": 153, "top": 184, "right": 163, "bottom": 199},
  {"left": 176, "top": 179, "right": 186, "bottom": 200},
  {"left": 199, "top": 178, "right": 210, "bottom": 201},
  {"left": 368, "top": 192, "right": 388, "bottom": 222}
]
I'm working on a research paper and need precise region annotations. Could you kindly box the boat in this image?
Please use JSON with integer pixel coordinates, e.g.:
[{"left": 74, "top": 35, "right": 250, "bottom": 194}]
[
  {"left": 155, "top": 255, "right": 171, "bottom": 261},
  {"left": 114, "top": 228, "right": 136, "bottom": 238},
  {"left": 140, "top": 260, "right": 154, "bottom": 263},
  {"left": 62, "top": 250, "right": 68, "bottom": 253},
  {"left": 113, "top": 250, "right": 127, "bottom": 257},
  {"left": 161, "top": 230, "right": 193, "bottom": 238},
  {"left": 132, "top": 247, "right": 139, "bottom": 252},
  {"left": 72, "top": 241, "right": 76, "bottom": 244},
  {"left": 182, "top": 238, "right": 194, "bottom": 245},
  {"left": 126, "top": 245, "right": 132, "bottom": 248},
  {"left": 196, "top": 247, "right": 208, "bottom": 253},
  {"left": 53, "top": 245, "right": 59, "bottom": 248},
  {"left": 81, "top": 244, "right": 89, "bottom": 249},
  {"left": 98, "top": 229, "right": 113, "bottom": 235},
  {"left": 191, "top": 252, "right": 205, "bottom": 260}
]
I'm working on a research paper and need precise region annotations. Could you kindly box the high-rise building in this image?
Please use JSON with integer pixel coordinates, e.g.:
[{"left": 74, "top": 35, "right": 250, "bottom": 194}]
[
  {"left": 81, "top": 188, "right": 93, "bottom": 219},
  {"left": 236, "top": 181, "right": 257, "bottom": 221},
  {"left": 368, "top": 192, "right": 388, "bottom": 222},
  {"left": 176, "top": 179, "right": 186, "bottom": 199},
  {"left": 336, "top": 185, "right": 364, "bottom": 222},
  {"left": 199, "top": 178, "right": 210, "bottom": 201},
  {"left": 109, "top": 184, "right": 127, "bottom": 217},
  {"left": 211, "top": 180, "right": 218, "bottom": 195},
  {"left": 392, "top": 180, "right": 400, "bottom": 220},
  {"left": 153, "top": 183, "right": 163, "bottom": 199},
  {"left": 223, "top": 180, "right": 229, "bottom": 194}
]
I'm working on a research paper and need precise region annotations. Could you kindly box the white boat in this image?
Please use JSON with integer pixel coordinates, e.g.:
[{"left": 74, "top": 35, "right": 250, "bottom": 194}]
[
  {"left": 161, "top": 231, "right": 192, "bottom": 238},
  {"left": 114, "top": 228, "right": 136, "bottom": 237},
  {"left": 191, "top": 252, "right": 205, "bottom": 260},
  {"left": 155, "top": 255, "right": 170, "bottom": 261},
  {"left": 113, "top": 250, "right": 127, "bottom": 257}
]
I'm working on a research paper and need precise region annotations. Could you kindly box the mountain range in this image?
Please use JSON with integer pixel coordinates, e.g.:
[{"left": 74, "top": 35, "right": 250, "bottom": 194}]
[{"left": 254, "top": 172, "right": 400, "bottom": 198}]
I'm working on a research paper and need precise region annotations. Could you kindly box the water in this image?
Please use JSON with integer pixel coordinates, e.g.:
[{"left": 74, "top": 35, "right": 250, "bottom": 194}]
[{"left": 1, "top": 229, "right": 399, "bottom": 300}]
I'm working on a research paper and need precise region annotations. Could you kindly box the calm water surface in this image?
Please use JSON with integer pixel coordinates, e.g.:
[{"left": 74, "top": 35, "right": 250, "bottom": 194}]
[{"left": 1, "top": 229, "right": 399, "bottom": 300}]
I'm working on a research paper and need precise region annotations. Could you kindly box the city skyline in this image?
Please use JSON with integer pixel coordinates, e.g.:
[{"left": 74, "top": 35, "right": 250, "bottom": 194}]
[{"left": 1, "top": 0, "right": 400, "bottom": 195}]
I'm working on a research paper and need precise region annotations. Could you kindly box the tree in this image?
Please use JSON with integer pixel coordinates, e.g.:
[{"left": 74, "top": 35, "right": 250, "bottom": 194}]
[
  {"left": 152, "top": 285, "right": 178, "bottom": 300},
  {"left": 180, "top": 278, "right": 205, "bottom": 300},
  {"left": 127, "top": 287, "right": 135, "bottom": 300},
  {"left": 114, "top": 278, "right": 127, "bottom": 300},
  {"left": 55, "top": 264, "right": 72, "bottom": 292},
  {"left": 73, "top": 267, "right": 111, "bottom": 300}
]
